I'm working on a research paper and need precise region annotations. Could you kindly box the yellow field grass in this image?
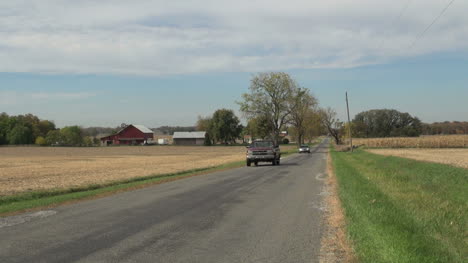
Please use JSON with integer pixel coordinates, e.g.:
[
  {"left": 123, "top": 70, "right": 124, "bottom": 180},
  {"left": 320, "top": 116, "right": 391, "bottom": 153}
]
[
  {"left": 367, "top": 148, "right": 468, "bottom": 169},
  {"left": 352, "top": 135, "right": 468, "bottom": 148},
  {"left": 0, "top": 145, "right": 294, "bottom": 196}
]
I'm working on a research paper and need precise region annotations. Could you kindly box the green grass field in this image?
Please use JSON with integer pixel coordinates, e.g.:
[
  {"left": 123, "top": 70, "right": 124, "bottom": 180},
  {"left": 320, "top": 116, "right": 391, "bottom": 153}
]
[{"left": 331, "top": 149, "right": 467, "bottom": 263}]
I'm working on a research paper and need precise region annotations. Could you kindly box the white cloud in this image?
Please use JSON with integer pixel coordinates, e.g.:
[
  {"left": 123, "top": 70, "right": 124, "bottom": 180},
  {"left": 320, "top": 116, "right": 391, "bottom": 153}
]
[{"left": 0, "top": 0, "right": 467, "bottom": 75}]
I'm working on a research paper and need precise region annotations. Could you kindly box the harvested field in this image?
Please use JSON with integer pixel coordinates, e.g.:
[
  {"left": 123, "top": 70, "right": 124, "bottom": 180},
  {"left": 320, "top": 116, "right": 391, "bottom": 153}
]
[
  {"left": 0, "top": 145, "right": 294, "bottom": 196},
  {"left": 367, "top": 148, "right": 468, "bottom": 169},
  {"left": 352, "top": 135, "right": 468, "bottom": 148}
]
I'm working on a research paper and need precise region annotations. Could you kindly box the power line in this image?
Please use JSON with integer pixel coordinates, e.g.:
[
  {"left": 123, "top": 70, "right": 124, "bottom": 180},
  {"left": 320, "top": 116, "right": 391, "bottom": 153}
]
[
  {"left": 377, "top": 0, "right": 414, "bottom": 51},
  {"left": 408, "top": 0, "right": 456, "bottom": 49}
]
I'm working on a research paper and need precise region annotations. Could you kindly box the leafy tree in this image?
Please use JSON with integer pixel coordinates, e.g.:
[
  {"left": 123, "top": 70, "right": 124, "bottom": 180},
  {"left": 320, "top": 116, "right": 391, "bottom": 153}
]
[
  {"left": 83, "top": 136, "right": 94, "bottom": 147},
  {"left": 245, "top": 115, "right": 274, "bottom": 140},
  {"left": 196, "top": 116, "right": 212, "bottom": 131},
  {"left": 46, "top": 130, "right": 63, "bottom": 146},
  {"left": 0, "top": 112, "right": 9, "bottom": 145},
  {"left": 18, "top": 114, "right": 41, "bottom": 139},
  {"left": 353, "top": 109, "right": 422, "bottom": 137},
  {"left": 209, "top": 109, "right": 242, "bottom": 144},
  {"left": 239, "top": 72, "right": 298, "bottom": 144},
  {"left": 7, "top": 124, "right": 33, "bottom": 145},
  {"left": 204, "top": 133, "right": 212, "bottom": 146},
  {"left": 0, "top": 113, "right": 56, "bottom": 145},
  {"left": 196, "top": 116, "right": 215, "bottom": 144},
  {"left": 35, "top": 136, "right": 47, "bottom": 146},
  {"left": 60, "top": 126, "right": 84, "bottom": 146},
  {"left": 37, "top": 120, "right": 56, "bottom": 137},
  {"left": 289, "top": 87, "right": 318, "bottom": 145},
  {"left": 303, "top": 109, "right": 324, "bottom": 142}
]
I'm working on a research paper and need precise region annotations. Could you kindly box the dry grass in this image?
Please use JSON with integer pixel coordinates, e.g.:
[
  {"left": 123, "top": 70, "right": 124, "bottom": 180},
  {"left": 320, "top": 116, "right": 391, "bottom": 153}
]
[
  {"left": 367, "top": 148, "right": 468, "bottom": 169},
  {"left": 320, "top": 150, "right": 356, "bottom": 263},
  {"left": 352, "top": 135, "right": 468, "bottom": 148},
  {"left": 0, "top": 145, "right": 291, "bottom": 196}
]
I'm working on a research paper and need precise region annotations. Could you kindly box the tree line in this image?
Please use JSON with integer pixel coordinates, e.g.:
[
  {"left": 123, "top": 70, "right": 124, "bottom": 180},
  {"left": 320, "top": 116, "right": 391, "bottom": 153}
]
[
  {"left": 323, "top": 109, "right": 424, "bottom": 144},
  {"left": 320, "top": 109, "right": 468, "bottom": 145},
  {"left": 0, "top": 113, "right": 100, "bottom": 146},
  {"left": 422, "top": 121, "right": 468, "bottom": 135}
]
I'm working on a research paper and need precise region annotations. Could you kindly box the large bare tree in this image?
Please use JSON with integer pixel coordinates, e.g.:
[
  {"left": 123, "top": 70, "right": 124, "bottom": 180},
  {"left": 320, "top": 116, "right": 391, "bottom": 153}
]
[{"left": 320, "top": 107, "right": 344, "bottom": 144}]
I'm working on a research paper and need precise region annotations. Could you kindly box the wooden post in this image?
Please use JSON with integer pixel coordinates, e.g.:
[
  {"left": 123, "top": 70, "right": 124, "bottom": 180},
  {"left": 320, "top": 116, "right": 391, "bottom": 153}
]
[{"left": 346, "top": 92, "right": 353, "bottom": 152}]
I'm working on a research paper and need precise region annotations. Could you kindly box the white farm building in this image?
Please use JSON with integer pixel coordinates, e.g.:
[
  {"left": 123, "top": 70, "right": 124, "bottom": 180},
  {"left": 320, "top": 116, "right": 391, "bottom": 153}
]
[{"left": 172, "top": 131, "right": 206, "bottom": 145}]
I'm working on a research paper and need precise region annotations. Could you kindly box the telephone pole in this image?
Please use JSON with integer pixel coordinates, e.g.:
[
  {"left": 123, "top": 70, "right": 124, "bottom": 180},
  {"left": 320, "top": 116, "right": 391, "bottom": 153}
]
[{"left": 346, "top": 92, "right": 353, "bottom": 152}]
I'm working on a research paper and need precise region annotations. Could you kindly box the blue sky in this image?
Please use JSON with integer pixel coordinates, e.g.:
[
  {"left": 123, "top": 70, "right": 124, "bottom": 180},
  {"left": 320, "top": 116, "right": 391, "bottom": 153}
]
[{"left": 1, "top": 0, "right": 467, "bottom": 127}]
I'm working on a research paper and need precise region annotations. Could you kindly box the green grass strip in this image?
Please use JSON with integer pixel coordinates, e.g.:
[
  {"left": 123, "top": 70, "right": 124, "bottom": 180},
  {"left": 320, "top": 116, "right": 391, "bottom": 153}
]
[{"left": 331, "top": 148, "right": 467, "bottom": 263}]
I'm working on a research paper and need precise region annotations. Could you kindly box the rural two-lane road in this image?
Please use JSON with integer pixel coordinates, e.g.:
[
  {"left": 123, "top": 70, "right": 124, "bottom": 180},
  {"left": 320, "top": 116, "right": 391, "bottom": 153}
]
[{"left": 0, "top": 140, "right": 329, "bottom": 263}]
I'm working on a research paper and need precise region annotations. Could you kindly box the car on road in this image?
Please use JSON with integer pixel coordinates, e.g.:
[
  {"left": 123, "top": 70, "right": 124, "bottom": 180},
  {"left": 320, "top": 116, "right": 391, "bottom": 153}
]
[
  {"left": 298, "top": 144, "right": 311, "bottom": 153},
  {"left": 246, "top": 140, "right": 281, "bottom": 166}
]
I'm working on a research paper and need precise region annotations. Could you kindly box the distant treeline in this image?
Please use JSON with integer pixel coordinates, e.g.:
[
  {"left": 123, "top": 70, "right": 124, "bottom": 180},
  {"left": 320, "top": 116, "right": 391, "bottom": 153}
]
[
  {"left": 349, "top": 109, "right": 467, "bottom": 138},
  {"left": 351, "top": 109, "right": 423, "bottom": 138},
  {"left": 0, "top": 113, "right": 100, "bottom": 146},
  {"left": 422, "top": 122, "right": 468, "bottom": 135},
  {"left": 0, "top": 113, "right": 200, "bottom": 146},
  {"left": 0, "top": 113, "right": 56, "bottom": 145}
]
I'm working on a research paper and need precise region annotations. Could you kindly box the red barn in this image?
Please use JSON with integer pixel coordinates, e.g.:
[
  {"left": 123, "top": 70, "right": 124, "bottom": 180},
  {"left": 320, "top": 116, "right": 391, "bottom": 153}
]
[{"left": 100, "top": 125, "right": 154, "bottom": 146}]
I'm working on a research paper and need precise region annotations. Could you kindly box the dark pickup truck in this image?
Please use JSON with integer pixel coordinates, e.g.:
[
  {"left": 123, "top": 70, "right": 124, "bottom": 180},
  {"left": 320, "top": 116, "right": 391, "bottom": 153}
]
[{"left": 246, "top": 140, "right": 281, "bottom": 166}]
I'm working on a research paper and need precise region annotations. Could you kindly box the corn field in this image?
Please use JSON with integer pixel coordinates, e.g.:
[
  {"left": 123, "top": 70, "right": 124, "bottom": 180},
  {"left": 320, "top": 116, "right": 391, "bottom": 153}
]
[{"left": 351, "top": 135, "right": 468, "bottom": 148}]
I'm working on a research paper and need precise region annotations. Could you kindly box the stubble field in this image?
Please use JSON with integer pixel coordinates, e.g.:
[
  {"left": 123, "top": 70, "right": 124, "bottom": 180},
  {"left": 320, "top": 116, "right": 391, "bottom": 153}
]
[
  {"left": 366, "top": 148, "right": 468, "bottom": 169},
  {"left": 0, "top": 146, "right": 295, "bottom": 196},
  {"left": 352, "top": 135, "right": 468, "bottom": 148}
]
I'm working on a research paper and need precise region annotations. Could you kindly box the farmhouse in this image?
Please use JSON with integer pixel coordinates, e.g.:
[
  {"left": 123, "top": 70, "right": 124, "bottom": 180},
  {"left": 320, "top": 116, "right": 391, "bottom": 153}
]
[
  {"left": 173, "top": 131, "right": 206, "bottom": 145},
  {"left": 100, "top": 125, "right": 154, "bottom": 146}
]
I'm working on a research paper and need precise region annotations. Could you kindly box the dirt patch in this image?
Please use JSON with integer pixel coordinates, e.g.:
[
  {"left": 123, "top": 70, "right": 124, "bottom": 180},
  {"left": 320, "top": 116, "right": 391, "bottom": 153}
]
[
  {"left": 320, "top": 150, "right": 356, "bottom": 263},
  {"left": 367, "top": 148, "right": 468, "bottom": 169}
]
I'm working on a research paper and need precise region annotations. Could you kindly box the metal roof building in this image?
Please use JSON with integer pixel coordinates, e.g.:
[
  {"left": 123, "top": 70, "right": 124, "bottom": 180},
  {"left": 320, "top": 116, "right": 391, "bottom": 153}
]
[{"left": 173, "top": 131, "right": 206, "bottom": 145}]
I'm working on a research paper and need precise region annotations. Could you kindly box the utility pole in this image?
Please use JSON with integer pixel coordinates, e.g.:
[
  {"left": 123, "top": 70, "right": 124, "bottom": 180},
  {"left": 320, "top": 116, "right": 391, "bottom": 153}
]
[{"left": 346, "top": 92, "right": 353, "bottom": 152}]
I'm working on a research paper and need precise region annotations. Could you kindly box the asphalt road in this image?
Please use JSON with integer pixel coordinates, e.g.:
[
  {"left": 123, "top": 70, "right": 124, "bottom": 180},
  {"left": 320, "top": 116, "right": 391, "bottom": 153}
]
[{"left": 0, "top": 140, "right": 329, "bottom": 263}]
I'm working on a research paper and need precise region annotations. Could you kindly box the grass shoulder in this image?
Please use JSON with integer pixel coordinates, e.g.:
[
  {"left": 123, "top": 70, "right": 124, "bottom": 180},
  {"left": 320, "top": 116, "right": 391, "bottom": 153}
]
[{"left": 331, "top": 148, "right": 467, "bottom": 262}]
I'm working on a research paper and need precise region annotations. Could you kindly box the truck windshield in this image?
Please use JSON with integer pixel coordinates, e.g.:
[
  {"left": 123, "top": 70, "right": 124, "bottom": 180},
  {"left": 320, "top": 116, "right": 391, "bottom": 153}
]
[{"left": 252, "top": 141, "right": 274, "bottom": 148}]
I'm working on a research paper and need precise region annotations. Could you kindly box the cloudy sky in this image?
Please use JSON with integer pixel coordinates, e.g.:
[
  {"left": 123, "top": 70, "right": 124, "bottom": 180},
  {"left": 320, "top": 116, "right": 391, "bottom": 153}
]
[{"left": 1, "top": 0, "right": 467, "bottom": 127}]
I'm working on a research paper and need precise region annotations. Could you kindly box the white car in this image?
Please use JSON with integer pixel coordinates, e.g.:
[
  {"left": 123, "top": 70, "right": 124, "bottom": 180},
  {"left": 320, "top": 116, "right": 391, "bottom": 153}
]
[{"left": 298, "top": 144, "right": 311, "bottom": 153}]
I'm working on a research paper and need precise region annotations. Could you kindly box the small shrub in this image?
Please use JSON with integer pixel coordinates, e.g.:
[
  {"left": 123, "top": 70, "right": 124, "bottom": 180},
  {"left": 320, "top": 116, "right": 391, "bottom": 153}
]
[{"left": 35, "top": 136, "right": 47, "bottom": 146}]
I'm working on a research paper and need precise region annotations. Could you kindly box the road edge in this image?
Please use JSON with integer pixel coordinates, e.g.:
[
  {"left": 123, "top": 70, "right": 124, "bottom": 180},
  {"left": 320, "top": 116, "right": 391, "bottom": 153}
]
[{"left": 319, "top": 146, "right": 357, "bottom": 263}]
